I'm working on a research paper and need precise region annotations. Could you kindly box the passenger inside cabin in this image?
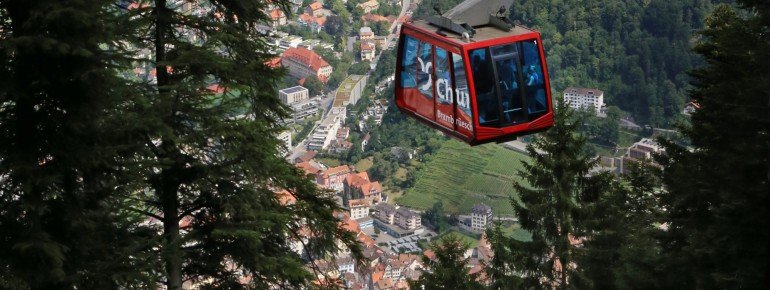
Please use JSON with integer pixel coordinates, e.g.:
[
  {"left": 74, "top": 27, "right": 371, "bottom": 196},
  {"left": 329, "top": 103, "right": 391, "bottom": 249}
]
[
  {"left": 470, "top": 50, "right": 499, "bottom": 125},
  {"left": 521, "top": 40, "right": 547, "bottom": 115}
]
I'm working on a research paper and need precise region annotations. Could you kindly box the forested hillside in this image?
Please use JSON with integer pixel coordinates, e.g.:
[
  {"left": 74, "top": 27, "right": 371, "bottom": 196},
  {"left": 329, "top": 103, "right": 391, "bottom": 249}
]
[{"left": 418, "top": 0, "right": 720, "bottom": 127}]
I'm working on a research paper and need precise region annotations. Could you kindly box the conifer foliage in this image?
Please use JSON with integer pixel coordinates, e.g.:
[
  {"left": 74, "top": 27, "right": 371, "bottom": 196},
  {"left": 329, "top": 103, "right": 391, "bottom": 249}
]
[
  {"left": 410, "top": 234, "right": 483, "bottom": 290},
  {"left": 657, "top": 1, "right": 770, "bottom": 288},
  {"left": 486, "top": 100, "right": 611, "bottom": 289},
  {"left": 1, "top": 0, "right": 362, "bottom": 288},
  {"left": 126, "top": 0, "right": 361, "bottom": 288},
  {"left": 0, "top": 0, "right": 152, "bottom": 288}
]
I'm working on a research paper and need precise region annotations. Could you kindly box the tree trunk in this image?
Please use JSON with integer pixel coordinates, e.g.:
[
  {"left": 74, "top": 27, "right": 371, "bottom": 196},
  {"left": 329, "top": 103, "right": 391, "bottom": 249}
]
[
  {"left": 162, "top": 175, "right": 182, "bottom": 290},
  {"left": 154, "top": 0, "right": 182, "bottom": 288}
]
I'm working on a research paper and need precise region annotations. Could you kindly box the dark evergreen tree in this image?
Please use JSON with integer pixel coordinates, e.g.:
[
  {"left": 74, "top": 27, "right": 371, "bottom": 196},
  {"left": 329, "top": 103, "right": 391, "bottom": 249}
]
[
  {"left": 0, "top": 0, "right": 154, "bottom": 288},
  {"left": 657, "top": 2, "right": 770, "bottom": 288},
  {"left": 486, "top": 100, "right": 610, "bottom": 289},
  {"left": 125, "top": 1, "right": 361, "bottom": 288},
  {"left": 578, "top": 160, "right": 663, "bottom": 289},
  {"left": 409, "top": 234, "right": 483, "bottom": 290}
]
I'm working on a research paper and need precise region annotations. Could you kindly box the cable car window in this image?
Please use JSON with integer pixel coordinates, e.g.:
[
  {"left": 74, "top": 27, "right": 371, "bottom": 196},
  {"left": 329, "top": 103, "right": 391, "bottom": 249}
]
[
  {"left": 400, "top": 35, "right": 435, "bottom": 119},
  {"left": 491, "top": 44, "right": 516, "bottom": 57},
  {"left": 521, "top": 40, "right": 547, "bottom": 117},
  {"left": 469, "top": 48, "right": 499, "bottom": 126},
  {"left": 434, "top": 47, "right": 454, "bottom": 128},
  {"left": 417, "top": 41, "right": 433, "bottom": 99},
  {"left": 491, "top": 45, "right": 525, "bottom": 125},
  {"left": 452, "top": 53, "right": 473, "bottom": 134},
  {"left": 401, "top": 36, "right": 419, "bottom": 88}
]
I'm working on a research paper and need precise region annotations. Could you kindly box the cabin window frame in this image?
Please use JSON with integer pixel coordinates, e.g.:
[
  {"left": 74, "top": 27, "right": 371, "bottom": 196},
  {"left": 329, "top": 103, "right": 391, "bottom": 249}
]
[{"left": 470, "top": 39, "right": 546, "bottom": 129}]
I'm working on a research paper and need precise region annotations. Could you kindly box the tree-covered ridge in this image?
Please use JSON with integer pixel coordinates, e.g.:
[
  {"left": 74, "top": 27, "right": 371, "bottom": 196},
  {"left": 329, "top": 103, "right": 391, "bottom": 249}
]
[{"left": 514, "top": 0, "right": 718, "bottom": 127}]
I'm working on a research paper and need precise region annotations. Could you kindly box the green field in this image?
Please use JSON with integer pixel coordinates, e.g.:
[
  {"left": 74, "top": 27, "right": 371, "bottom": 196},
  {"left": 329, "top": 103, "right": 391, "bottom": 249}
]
[
  {"left": 354, "top": 157, "right": 373, "bottom": 172},
  {"left": 316, "top": 157, "right": 341, "bottom": 167},
  {"left": 396, "top": 140, "right": 530, "bottom": 216}
]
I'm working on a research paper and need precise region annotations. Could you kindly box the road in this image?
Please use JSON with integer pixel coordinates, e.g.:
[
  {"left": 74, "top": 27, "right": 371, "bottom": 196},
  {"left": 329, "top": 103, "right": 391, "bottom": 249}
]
[
  {"left": 457, "top": 214, "right": 518, "bottom": 222},
  {"left": 287, "top": 90, "right": 336, "bottom": 161},
  {"left": 370, "top": 0, "right": 411, "bottom": 70}
]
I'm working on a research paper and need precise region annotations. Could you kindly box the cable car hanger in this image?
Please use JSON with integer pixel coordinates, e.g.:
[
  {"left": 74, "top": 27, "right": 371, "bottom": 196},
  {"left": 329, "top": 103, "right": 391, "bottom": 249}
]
[{"left": 426, "top": 0, "right": 515, "bottom": 41}]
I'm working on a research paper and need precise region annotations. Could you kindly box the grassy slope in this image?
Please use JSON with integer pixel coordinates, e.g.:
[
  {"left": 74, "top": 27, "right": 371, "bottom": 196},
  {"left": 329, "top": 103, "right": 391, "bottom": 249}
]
[{"left": 396, "top": 140, "right": 529, "bottom": 216}]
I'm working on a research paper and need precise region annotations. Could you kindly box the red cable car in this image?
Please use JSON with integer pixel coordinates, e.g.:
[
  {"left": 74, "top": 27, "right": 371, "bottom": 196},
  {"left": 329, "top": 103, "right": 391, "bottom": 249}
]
[{"left": 395, "top": 0, "right": 554, "bottom": 145}]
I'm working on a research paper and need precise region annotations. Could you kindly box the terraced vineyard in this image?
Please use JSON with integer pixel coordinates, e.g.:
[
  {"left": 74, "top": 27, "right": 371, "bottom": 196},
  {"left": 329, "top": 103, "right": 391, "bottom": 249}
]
[{"left": 396, "top": 140, "right": 530, "bottom": 215}]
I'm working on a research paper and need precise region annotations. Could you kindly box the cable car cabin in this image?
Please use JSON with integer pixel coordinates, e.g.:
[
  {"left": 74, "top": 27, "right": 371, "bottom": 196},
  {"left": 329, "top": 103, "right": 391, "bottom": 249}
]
[{"left": 395, "top": 20, "right": 554, "bottom": 145}]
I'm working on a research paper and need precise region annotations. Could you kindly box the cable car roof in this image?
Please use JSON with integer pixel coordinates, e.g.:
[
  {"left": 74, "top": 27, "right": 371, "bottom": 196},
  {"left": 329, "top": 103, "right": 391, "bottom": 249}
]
[{"left": 406, "top": 20, "right": 538, "bottom": 45}]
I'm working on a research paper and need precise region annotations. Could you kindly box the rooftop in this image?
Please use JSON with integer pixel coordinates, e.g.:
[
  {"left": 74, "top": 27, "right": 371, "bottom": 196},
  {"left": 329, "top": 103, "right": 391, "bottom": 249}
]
[
  {"left": 349, "top": 199, "right": 372, "bottom": 207},
  {"left": 375, "top": 202, "right": 396, "bottom": 213},
  {"left": 563, "top": 87, "right": 605, "bottom": 96},
  {"left": 309, "top": 1, "right": 323, "bottom": 10},
  {"left": 406, "top": 19, "right": 537, "bottom": 44},
  {"left": 396, "top": 207, "right": 419, "bottom": 218},
  {"left": 269, "top": 8, "right": 285, "bottom": 20},
  {"left": 280, "top": 85, "right": 308, "bottom": 94},
  {"left": 472, "top": 203, "right": 492, "bottom": 215},
  {"left": 281, "top": 47, "right": 330, "bottom": 71},
  {"left": 324, "top": 165, "right": 351, "bottom": 177}
]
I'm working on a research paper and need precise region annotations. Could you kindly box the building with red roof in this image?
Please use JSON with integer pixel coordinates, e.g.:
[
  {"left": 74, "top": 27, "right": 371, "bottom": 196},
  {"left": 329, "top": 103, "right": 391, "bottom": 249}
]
[
  {"left": 298, "top": 13, "right": 328, "bottom": 33},
  {"left": 344, "top": 172, "right": 382, "bottom": 204},
  {"left": 281, "top": 47, "right": 332, "bottom": 83},
  {"left": 348, "top": 199, "right": 372, "bottom": 220},
  {"left": 361, "top": 41, "right": 376, "bottom": 61},
  {"left": 269, "top": 8, "right": 287, "bottom": 27},
  {"left": 265, "top": 56, "right": 282, "bottom": 68},
  {"left": 317, "top": 165, "right": 353, "bottom": 192},
  {"left": 306, "top": 1, "right": 325, "bottom": 17}
]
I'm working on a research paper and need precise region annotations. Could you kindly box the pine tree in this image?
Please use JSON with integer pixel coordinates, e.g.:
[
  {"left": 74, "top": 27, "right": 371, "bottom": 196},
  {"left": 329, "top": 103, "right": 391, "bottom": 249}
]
[
  {"left": 578, "top": 160, "right": 663, "bottom": 289},
  {"left": 0, "top": 0, "right": 154, "bottom": 288},
  {"left": 125, "top": 1, "right": 362, "bottom": 288},
  {"left": 657, "top": 2, "right": 770, "bottom": 288},
  {"left": 409, "top": 234, "right": 483, "bottom": 290},
  {"left": 486, "top": 100, "right": 610, "bottom": 289}
]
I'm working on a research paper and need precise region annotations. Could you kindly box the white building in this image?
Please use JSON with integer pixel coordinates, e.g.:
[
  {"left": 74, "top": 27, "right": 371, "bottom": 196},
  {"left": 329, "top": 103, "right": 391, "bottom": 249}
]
[
  {"left": 349, "top": 199, "right": 371, "bottom": 220},
  {"left": 279, "top": 86, "right": 310, "bottom": 105},
  {"left": 336, "top": 257, "right": 356, "bottom": 274},
  {"left": 360, "top": 41, "right": 376, "bottom": 61},
  {"left": 278, "top": 130, "right": 292, "bottom": 155},
  {"left": 471, "top": 203, "right": 493, "bottom": 232},
  {"left": 307, "top": 113, "right": 342, "bottom": 150},
  {"left": 359, "top": 26, "right": 374, "bottom": 40},
  {"left": 289, "top": 99, "right": 319, "bottom": 122},
  {"left": 278, "top": 35, "right": 303, "bottom": 50},
  {"left": 563, "top": 87, "right": 604, "bottom": 114}
]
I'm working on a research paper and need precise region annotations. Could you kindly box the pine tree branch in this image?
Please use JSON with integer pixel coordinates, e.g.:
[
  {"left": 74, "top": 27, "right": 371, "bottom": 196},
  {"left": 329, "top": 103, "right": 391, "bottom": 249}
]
[
  {"left": 125, "top": 206, "right": 163, "bottom": 221},
  {"left": 177, "top": 203, "right": 205, "bottom": 222}
]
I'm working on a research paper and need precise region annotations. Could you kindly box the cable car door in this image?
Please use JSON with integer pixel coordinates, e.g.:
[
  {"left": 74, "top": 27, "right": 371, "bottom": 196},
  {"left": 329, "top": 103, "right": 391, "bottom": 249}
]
[{"left": 491, "top": 44, "right": 526, "bottom": 125}]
